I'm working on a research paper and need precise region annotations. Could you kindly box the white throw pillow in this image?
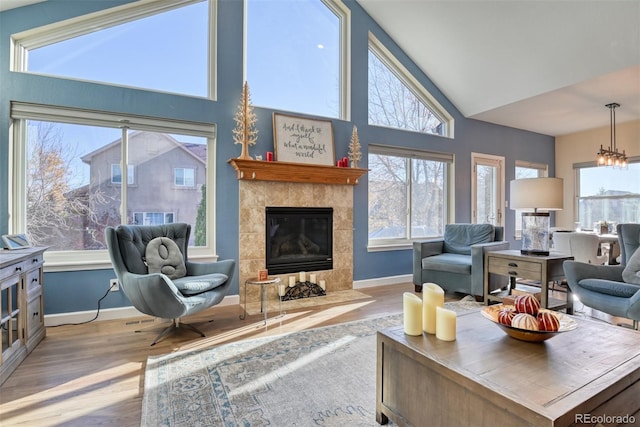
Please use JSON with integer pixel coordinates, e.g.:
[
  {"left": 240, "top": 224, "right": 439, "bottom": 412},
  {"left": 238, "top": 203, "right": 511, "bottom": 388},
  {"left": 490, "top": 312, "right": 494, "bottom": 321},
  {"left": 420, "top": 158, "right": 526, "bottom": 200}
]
[{"left": 622, "top": 247, "right": 640, "bottom": 285}]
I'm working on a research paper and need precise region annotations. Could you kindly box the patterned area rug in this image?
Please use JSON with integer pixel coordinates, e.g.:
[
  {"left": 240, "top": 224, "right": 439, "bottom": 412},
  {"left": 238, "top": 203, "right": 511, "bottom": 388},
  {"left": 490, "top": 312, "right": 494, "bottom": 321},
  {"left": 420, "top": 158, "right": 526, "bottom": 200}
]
[{"left": 141, "top": 298, "right": 482, "bottom": 426}]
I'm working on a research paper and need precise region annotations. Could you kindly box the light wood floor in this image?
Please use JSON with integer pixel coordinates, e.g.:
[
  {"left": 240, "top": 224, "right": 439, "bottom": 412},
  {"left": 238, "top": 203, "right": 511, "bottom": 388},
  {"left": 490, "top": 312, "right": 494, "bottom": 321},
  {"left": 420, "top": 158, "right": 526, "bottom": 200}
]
[
  {"left": 0, "top": 283, "right": 415, "bottom": 427},
  {"left": 0, "top": 282, "right": 632, "bottom": 427}
]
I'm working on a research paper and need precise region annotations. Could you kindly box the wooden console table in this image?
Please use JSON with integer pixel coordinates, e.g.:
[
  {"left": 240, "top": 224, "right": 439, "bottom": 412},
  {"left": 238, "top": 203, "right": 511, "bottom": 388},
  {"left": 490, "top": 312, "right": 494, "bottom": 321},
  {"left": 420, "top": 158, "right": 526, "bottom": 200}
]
[
  {"left": 484, "top": 249, "right": 573, "bottom": 313},
  {"left": 0, "top": 247, "right": 47, "bottom": 385},
  {"left": 376, "top": 311, "right": 640, "bottom": 426}
]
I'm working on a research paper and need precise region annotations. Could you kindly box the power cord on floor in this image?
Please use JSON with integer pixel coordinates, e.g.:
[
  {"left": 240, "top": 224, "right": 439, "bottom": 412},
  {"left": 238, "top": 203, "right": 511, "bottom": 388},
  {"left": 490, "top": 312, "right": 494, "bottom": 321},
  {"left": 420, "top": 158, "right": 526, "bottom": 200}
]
[{"left": 49, "top": 282, "right": 118, "bottom": 327}]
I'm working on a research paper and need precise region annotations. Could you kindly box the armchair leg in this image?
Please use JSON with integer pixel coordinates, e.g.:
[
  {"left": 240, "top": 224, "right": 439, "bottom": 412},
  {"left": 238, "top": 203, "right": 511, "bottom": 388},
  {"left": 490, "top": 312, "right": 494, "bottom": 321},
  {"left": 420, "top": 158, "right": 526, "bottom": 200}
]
[
  {"left": 414, "top": 284, "right": 423, "bottom": 293},
  {"left": 147, "top": 318, "right": 206, "bottom": 346}
]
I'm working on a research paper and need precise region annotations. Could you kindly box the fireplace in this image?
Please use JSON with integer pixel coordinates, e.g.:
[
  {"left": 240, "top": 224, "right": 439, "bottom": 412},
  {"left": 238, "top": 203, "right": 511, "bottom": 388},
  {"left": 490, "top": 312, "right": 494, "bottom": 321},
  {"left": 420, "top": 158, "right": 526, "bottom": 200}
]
[{"left": 265, "top": 207, "right": 333, "bottom": 275}]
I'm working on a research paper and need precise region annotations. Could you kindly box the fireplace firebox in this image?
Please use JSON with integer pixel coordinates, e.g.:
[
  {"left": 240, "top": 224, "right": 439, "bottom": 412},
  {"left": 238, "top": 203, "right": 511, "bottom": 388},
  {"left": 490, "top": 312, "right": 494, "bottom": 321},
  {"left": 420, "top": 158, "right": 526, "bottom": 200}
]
[{"left": 266, "top": 207, "right": 333, "bottom": 275}]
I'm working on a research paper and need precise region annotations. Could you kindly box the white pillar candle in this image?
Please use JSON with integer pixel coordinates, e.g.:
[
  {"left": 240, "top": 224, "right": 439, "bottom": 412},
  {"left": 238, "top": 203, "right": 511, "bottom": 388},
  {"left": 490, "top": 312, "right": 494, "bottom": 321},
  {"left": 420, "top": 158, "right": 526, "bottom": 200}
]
[
  {"left": 422, "top": 283, "right": 445, "bottom": 334},
  {"left": 403, "top": 292, "right": 423, "bottom": 336},
  {"left": 289, "top": 276, "right": 296, "bottom": 287},
  {"left": 299, "top": 271, "right": 306, "bottom": 282},
  {"left": 436, "top": 306, "right": 457, "bottom": 341},
  {"left": 278, "top": 284, "right": 286, "bottom": 296},
  {"left": 319, "top": 280, "right": 326, "bottom": 290},
  {"left": 309, "top": 273, "right": 317, "bottom": 284}
]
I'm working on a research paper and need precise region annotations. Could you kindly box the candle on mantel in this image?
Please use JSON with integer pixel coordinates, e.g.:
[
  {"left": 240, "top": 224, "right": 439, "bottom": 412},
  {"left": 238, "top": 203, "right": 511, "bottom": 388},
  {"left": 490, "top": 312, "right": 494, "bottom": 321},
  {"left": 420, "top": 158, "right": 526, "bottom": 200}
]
[
  {"left": 289, "top": 276, "right": 296, "bottom": 287},
  {"left": 403, "top": 292, "right": 423, "bottom": 336},
  {"left": 309, "top": 273, "right": 317, "bottom": 284},
  {"left": 299, "top": 271, "right": 306, "bottom": 282},
  {"left": 436, "top": 306, "right": 457, "bottom": 341},
  {"left": 278, "top": 284, "right": 286, "bottom": 297},
  {"left": 319, "top": 280, "right": 326, "bottom": 291},
  {"left": 422, "top": 282, "right": 445, "bottom": 334}
]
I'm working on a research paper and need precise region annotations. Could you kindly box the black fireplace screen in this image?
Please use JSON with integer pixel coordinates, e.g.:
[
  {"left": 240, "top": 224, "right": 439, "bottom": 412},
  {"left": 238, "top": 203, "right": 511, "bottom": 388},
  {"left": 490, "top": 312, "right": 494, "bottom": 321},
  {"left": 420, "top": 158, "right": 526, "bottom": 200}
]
[{"left": 265, "top": 207, "right": 333, "bottom": 275}]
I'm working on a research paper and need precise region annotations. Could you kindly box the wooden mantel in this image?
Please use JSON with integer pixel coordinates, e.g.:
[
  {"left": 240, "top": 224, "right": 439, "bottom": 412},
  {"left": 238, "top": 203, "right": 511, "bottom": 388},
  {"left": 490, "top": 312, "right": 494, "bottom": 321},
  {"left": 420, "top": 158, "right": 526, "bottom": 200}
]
[{"left": 228, "top": 158, "right": 368, "bottom": 185}]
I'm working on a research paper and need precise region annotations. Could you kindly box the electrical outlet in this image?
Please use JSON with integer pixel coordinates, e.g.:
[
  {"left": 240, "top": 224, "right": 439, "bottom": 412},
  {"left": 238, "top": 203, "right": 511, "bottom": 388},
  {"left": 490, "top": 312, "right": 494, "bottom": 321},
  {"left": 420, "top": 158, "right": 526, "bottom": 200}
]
[{"left": 109, "top": 278, "right": 120, "bottom": 292}]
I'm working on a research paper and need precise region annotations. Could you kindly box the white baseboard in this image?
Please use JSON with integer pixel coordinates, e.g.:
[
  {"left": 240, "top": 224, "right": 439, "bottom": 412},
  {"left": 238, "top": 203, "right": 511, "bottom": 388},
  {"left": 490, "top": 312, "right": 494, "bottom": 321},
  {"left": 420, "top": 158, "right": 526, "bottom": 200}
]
[
  {"left": 353, "top": 274, "right": 412, "bottom": 289},
  {"left": 44, "top": 294, "right": 240, "bottom": 327}
]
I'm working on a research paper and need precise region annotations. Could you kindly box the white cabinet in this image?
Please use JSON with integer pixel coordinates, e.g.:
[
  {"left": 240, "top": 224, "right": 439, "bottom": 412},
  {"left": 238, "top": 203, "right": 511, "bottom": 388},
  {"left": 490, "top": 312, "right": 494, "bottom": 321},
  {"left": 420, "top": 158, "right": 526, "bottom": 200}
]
[{"left": 0, "top": 247, "right": 46, "bottom": 385}]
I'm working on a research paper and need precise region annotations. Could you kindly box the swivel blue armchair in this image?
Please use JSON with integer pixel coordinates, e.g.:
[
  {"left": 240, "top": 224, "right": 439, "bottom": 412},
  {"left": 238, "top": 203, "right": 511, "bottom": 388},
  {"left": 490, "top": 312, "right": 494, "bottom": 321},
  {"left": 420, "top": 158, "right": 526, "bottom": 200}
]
[
  {"left": 563, "top": 223, "right": 640, "bottom": 330},
  {"left": 106, "top": 223, "right": 236, "bottom": 345}
]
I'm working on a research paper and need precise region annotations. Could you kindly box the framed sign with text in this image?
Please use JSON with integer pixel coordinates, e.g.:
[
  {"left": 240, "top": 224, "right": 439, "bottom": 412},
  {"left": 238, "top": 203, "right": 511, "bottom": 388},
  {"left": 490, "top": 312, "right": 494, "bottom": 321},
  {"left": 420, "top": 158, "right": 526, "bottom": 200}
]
[{"left": 273, "top": 113, "right": 335, "bottom": 166}]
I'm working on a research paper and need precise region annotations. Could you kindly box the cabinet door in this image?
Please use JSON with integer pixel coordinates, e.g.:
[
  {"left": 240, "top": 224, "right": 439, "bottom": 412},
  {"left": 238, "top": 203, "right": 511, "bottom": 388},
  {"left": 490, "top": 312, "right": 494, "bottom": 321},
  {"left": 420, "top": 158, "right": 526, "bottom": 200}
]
[
  {"left": 26, "top": 293, "right": 44, "bottom": 341},
  {"left": 1, "top": 275, "right": 23, "bottom": 359}
]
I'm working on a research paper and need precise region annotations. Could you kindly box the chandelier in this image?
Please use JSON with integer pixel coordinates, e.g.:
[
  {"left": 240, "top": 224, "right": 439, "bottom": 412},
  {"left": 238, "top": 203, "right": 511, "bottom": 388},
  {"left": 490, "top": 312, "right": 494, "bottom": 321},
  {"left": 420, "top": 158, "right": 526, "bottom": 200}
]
[{"left": 596, "top": 102, "right": 628, "bottom": 168}]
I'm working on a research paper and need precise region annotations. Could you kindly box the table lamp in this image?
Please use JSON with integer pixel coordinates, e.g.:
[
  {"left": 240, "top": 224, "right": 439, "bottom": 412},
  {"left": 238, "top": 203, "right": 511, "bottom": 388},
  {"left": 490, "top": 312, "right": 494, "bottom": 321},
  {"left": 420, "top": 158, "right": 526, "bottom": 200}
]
[{"left": 510, "top": 177, "right": 563, "bottom": 256}]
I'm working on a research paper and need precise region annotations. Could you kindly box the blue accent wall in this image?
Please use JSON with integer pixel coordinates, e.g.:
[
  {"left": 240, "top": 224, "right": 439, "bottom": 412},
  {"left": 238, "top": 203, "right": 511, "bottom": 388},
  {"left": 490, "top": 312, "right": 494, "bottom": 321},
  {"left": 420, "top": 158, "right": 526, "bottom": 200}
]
[{"left": 0, "top": 0, "right": 555, "bottom": 315}]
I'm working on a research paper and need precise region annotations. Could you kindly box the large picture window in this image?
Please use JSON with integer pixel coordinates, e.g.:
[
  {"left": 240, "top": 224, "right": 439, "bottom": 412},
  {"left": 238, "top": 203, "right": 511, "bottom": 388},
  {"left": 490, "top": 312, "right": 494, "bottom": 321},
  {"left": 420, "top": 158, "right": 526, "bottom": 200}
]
[
  {"left": 13, "top": 0, "right": 212, "bottom": 98},
  {"left": 368, "top": 145, "right": 453, "bottom": 248},
  {"left": 246, "top": 0, "right": 349, "bottom": 119},
  {"left": 10, "top": 103, "right": 215, "bottom": 269},
  {"left": 368, "top": 34, "right": 453, "bottom": 137},
  {"left": 576, "top": 161, "right": 640, "bottom": 230}
]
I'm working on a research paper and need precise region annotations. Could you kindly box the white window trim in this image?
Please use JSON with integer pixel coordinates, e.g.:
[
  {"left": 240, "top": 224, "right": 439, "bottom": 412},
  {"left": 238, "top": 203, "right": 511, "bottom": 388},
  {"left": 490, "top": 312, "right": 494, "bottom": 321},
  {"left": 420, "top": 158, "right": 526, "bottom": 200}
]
[
  {"left": 9, "top": 102, "right": 217, "bottom": 271},
  {"left": 513, "top": 160, "right": 549, "bottom": 239},
  {"left": 367, "top": 144, "right": 455, "bottom": 251},
  {"left": 368, "top": 32, "right": 454, "bottom": 138},
  {"left": 11, "top": 0, "right": 218, "bottom": 100},
  {"left": 174, "top": 167, "right": 196, "bottom": 187}
]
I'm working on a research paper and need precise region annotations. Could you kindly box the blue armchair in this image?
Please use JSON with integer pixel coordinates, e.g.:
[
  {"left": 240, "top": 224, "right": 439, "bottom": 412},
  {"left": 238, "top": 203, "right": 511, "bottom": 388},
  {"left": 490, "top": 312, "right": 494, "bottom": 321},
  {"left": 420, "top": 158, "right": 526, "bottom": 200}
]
[
  {"left": 106, "top": 223, "right": 236, "bottom": 345},
  {"left": 413, "top": 223, "right": 510, "bottom": 298},
  {"left": 563, "top": 223, "right": 640, "bottom": 330}
]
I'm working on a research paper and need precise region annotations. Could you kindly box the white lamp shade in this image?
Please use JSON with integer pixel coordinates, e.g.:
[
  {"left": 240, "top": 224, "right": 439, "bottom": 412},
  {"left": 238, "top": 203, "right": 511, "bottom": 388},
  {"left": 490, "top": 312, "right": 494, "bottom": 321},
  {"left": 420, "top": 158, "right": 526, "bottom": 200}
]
[{"left": 510, "top": 178, "right": 563, "bottom": 211}]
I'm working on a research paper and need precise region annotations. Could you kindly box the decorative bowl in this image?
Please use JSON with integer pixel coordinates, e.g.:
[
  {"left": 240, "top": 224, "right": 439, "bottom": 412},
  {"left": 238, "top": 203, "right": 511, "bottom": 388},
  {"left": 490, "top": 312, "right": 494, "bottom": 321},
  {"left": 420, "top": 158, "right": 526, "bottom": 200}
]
[{"left": 481, "top": 304, "right": 578, "bottom": 342}]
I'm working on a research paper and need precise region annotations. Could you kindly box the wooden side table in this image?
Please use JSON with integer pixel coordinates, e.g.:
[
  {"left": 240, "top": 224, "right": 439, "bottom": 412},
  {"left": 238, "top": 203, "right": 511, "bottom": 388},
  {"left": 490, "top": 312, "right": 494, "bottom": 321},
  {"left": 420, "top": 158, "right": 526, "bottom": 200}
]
[
  {"left": 483, "top": 250, "right": 574, "bottom": 314},
  {"left": 239, "top": 277, "right": 282, "bottom": 324}
]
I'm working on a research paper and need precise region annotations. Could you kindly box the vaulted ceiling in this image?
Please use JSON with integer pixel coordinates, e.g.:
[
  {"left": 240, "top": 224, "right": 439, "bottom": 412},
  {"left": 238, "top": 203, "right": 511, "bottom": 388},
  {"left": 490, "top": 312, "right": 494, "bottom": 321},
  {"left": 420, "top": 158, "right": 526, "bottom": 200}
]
[
  {"left": 4, "top": 0, "right": 640, "bottom": 137},
  {"left": 357, "top": 0, "right": 640, "bottom": 136}
]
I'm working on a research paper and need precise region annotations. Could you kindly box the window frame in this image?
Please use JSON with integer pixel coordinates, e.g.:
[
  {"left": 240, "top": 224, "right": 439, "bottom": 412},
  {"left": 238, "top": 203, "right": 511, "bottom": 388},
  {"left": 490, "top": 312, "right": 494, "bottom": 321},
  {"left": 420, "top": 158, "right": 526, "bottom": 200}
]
[
  {"left": 368, "top": 33, "right": 454, "bottom": 138},
  {"left": 174, "top": 167, "right": 196, "bottom": 187},
  {"left": 573, "top": 158, "right": 640, "bottom": 229},
  {"left": 112, "top": 164, "right": 136, "bottom": 185},
  {"left": 10, "top": 0, "right": 217, "bottom": 100},
  {"left": 513, "top": 160, "right": 548, "bottom": 239},
  {"left": 367, "top": 144, "right": 455, "bottom": 251},
  {"left": 9, "top": 102, "right": 217, "bottom": 271},
  {"left": 244, "top": 0, "right": 351, "bottom": 120}
]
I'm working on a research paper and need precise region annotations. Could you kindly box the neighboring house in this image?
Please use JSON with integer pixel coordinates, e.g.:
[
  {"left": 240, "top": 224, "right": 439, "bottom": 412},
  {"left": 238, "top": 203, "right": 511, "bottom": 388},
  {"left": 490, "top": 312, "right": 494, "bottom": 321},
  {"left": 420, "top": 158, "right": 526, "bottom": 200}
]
[{"left": 78, "top": 131, "right": 207, "bottom": 247}]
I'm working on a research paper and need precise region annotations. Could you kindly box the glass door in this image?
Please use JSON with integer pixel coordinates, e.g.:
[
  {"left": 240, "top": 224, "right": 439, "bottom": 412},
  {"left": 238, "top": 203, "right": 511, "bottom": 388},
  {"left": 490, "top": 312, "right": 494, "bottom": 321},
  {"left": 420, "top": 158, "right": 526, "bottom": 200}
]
[{"left": 472, "top": 153, "right": 504, "bottom": 226}]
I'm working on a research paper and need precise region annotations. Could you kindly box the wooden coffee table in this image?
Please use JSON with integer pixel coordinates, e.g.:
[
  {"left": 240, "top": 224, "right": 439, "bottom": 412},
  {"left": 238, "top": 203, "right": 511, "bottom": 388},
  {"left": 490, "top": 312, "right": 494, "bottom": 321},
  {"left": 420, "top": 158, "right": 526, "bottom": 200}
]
[{"left": 376, "top": 310, "right": 640, "bottom": 426}]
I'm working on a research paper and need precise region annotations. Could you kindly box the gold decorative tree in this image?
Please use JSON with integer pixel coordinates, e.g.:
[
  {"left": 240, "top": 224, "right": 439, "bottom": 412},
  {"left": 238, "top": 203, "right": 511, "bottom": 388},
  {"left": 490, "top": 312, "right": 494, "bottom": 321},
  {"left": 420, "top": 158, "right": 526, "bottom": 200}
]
[
  {"left": 348, "top": 125, "right": 362, "bottom": 168},
  {"left": 233, "top": 81, "right": 258, "bottom": 159}
]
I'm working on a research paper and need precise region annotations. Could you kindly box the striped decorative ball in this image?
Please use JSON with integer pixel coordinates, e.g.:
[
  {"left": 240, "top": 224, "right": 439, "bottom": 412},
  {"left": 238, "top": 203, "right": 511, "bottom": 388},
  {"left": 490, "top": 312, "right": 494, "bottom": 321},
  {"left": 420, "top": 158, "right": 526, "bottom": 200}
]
[
  {"left": 497, "top": 308, "right": 516, "bottom": 326},
  {"left": 511, "top": 313, "right": 539, "bottom": 331},
  {"left": 537, "top": 311, "right": 560, "bottom": 331},
  {"left": 514, "top": 294, "right": 540, "bottom": 316}
]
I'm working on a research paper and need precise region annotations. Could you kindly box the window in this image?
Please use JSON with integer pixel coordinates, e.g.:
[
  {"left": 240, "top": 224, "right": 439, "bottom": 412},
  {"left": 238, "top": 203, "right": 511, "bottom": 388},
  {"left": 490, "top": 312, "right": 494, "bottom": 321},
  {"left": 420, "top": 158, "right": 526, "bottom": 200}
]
[
  {"left": 514, "top": 161, "right": 548, "bottom": 238},
  {"left": 10, "top": 103, "right": 214, "bottom": 269},
  {"left": 112, "top": 164, "right": 135, "bottom": 185},
  {"left": 246, "top": 0, "right": 349, "bottom": 119},
  {"left": 134, "top": 212, "right": 175, "bottom": 225},
  {"left": 13, "top": 0, "right": 212, "bottom": 98},
  {"left": 175, "top": 167, "right": 195, "bottom": 187},
  {"left": 368, "top": 145, "right": 453, "bottom": 248},
  {"left": 575, "top": 161, "right": 640, "bottom": 230},
  {"left": 368, "top": 34, "right": 453, "bottom": 137}
]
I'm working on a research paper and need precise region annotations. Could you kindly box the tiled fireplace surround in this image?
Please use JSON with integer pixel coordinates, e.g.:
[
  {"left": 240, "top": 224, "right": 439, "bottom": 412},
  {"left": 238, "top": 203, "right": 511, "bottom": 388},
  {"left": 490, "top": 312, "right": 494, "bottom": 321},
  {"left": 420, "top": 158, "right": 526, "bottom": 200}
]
[{"left": 239, "top": 180, "right": 354, "bottom": 308}]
